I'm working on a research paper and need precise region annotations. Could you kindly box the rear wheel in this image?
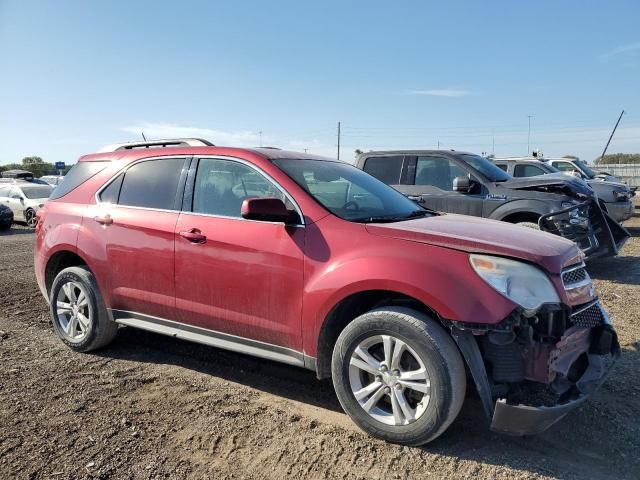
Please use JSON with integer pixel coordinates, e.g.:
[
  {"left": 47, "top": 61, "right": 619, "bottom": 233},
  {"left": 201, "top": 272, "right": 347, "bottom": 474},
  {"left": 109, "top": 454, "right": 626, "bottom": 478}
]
[
  {"left": 25, "top": 209, "right": 37, "bottom": 228},
  {"left": 0, "top": 223, "right": 10, "bottom": 231},
  {"left": 50, "top": 266, "right": 118, "bottom": 352},
  {"left": 331, "top": 307, "right": 466, "bottom": 445}
]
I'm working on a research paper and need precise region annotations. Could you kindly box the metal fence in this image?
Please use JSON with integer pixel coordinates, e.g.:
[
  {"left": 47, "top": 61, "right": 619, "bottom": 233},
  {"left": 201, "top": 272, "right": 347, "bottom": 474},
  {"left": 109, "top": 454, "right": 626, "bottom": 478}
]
[{"left": 595, "top": 164, "right": 640, "bottom": 187}]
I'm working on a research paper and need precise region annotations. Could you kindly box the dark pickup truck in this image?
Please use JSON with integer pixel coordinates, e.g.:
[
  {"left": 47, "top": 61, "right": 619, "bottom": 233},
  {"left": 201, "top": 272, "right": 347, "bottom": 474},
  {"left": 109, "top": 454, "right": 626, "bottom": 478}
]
[{"left": 355, "top": 150, "right": 629, "bottom": 259}]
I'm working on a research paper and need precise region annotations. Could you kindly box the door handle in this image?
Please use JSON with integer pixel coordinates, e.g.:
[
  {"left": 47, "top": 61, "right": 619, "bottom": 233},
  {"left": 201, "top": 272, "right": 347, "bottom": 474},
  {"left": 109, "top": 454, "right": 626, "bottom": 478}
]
[
  {"left": 407, "top": 195, "right": 423, "bottom": 202},
  {"left": 94, "top": 214, "right": 113, "bottom": 226},
  {"left": 179, "top": 229, "right": 207, "bottom": 244}
]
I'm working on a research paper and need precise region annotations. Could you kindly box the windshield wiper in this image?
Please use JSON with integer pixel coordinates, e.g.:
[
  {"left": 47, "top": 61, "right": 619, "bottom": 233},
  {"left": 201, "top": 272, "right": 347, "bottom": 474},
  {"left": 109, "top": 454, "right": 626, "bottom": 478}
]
[{"left": 354, "top": 210, "right": 433, "bottom": 223}]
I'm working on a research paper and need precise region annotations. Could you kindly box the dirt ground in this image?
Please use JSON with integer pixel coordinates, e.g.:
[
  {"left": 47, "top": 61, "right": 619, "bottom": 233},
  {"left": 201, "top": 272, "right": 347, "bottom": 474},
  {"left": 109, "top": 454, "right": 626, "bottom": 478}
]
[{"left": 1, "top": 213, "right": 639, "bottom": 480}]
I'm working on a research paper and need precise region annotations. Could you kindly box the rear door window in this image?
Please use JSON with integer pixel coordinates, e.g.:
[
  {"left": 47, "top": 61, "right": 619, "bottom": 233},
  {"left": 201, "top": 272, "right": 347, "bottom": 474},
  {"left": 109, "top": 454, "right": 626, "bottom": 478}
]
[
  {"left": 514, "top": 164, "right": 546, "bottom": 177},
  {"left": 363, "top": 156, "right": 404, "bottom": 184},
  {"left": 118, "top": 158, "right": 186, "bottom": 210}
]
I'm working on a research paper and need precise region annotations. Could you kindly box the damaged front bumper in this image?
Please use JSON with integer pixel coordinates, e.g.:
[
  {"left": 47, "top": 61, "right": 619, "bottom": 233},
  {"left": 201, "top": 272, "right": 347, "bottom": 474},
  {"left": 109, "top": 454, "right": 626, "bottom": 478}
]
[
  {"left": 451, "top": 301, "right": 619, "bottom": 436},
  {"left": 539, "top": 199, "right": 629, "bottom": 259}
]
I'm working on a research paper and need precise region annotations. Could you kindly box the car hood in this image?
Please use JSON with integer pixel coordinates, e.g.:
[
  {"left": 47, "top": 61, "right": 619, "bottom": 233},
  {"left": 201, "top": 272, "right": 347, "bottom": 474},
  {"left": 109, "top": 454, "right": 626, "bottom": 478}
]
[
  {"left": 500, "top": 173, "right": 593, "bottom": 197},
  {"left": 588, "top": 179, "right": 630, "bottom": 191},
  {"left": 365, "top": 214, "right": 579, "bottom": 274}
]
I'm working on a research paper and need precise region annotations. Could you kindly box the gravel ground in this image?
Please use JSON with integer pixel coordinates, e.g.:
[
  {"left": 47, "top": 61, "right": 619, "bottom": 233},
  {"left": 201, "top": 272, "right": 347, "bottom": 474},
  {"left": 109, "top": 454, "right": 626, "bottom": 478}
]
[{"left": 0, "top": 215, "right": 639, "bottom": 480}]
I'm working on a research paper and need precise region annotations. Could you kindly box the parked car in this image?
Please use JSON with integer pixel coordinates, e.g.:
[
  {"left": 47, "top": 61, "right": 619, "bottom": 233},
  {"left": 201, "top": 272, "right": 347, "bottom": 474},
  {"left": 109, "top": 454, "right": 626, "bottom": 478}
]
[
  {"left": 355, "top": 150, "right": 629, "bottom": 260},
  {"left": 0, "top": 182, "right": 53, "bottom": 227},
  {"left": 40, "top": 175, "right": 65, "bottom": 186},
  {"left": 35, "top": 138, "right": 619, "bottom": 445},
  {"left": 493, "top": 158, "right": 634, "bottom": 223},
  {"left": 546, "top": 157, "right": 623, "bottom": 184},
  {"left": 0, "top": 204, "right": 13, "bottom": 230}
]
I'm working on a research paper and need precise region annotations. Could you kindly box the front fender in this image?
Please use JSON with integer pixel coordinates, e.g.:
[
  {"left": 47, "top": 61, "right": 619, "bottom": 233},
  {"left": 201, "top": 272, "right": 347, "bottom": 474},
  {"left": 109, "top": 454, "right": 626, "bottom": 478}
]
[
  {"left": 488, "top": 199, "right": 555, "bottom": 221},
  {"left": 301, "top": 237, "right": 516, "bottom": 357}
]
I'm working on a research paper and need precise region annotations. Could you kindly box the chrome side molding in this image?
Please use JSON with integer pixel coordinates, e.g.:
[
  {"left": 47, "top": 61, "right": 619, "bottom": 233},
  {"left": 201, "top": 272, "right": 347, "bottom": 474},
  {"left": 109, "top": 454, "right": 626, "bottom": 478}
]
[{"left": 110, "top": 309, "right": 316, "bottom": 370}]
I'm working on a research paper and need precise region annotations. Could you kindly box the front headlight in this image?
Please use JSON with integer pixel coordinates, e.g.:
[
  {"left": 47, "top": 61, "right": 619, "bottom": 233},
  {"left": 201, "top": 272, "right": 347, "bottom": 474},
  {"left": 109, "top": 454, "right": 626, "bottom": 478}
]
[
  {"left": 469, "top": 254, "right": 560, "bottom": 311},
  {"left": 613, "top": 190, "right": 629, "bottom": 201}
]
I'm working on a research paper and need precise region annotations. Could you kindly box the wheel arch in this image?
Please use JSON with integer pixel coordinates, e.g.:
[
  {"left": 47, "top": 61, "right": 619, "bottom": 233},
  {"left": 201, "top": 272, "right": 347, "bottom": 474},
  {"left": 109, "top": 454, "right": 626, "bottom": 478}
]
[
  {"left": 488, "top": 200, "right": 550, "bottom": 222},
  {"left": 315, "top": 289, "right": 446, "bottom": 380},
  {"left": 44, "top": 250, "right": 92, "bottom": 296}
]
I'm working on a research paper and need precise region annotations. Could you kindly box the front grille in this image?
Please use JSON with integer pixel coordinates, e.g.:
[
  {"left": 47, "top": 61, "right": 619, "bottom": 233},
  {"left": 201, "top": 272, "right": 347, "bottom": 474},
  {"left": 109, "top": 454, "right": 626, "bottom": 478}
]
[
  {"left": 571, "top": 302, "right": 605, "bottom": 328},
  {"left": 562, "top": 265, "right": 588, "bottom": 286}
]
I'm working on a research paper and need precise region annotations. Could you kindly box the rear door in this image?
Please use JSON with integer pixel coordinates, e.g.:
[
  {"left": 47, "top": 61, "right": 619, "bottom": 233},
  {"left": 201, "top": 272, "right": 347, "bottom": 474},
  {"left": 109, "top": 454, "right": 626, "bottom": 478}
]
[
  {"left": 398, "top": 155, "right": 485, "bottom": 216},
  {"left": 173, "top": 157, "right": 305, "bottom": 351},
  {"left": 81, "top": 156, "right": 188, "bottom": 320}
]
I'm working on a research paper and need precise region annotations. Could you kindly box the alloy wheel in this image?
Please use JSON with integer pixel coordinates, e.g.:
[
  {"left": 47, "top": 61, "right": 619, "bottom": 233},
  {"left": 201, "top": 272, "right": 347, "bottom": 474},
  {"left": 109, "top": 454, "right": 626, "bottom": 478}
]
[
  {"left": 55, "top": 281, "right": 91, "bottom": 343},
  {"left": 348, "top": 335, "right": 431, "bottom": 426}
]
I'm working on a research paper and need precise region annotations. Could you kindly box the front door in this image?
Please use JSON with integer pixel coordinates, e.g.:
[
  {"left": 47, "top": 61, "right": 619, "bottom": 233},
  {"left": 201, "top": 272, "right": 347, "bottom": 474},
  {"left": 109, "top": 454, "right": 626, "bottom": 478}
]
[
  {"left": 397, "top": 155, "right": 485, "bottom": 217},
  {"left": 174, "top": 157, "right": 305, "bottom": 351}
]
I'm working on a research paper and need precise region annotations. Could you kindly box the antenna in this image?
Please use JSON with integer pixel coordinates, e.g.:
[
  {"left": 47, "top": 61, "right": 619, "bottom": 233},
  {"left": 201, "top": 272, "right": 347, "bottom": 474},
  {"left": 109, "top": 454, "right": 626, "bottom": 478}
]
[
  {"left": 599, "top": 110, "right": 625, "bottom": 163},
  {"left": 141, "top": 131, "right": 147, "bottom": 141}
]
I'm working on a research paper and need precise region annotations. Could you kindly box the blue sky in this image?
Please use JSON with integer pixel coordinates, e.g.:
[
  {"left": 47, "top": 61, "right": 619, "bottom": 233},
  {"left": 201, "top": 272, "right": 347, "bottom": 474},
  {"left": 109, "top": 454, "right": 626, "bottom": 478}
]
[{"left": 1, "top": 0, "right": 639, "bottom": 165}]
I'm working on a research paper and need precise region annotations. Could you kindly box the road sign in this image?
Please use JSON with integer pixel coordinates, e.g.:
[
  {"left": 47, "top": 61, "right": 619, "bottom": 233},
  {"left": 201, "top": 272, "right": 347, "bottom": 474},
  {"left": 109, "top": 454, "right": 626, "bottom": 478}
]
[{"left": 55, "top": 162, "right": 65, "bottom": 170}]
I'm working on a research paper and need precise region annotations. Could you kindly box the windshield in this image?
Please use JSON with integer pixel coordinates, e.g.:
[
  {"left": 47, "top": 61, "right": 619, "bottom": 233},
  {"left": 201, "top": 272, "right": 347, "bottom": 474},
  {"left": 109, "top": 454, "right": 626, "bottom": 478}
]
[
  {"left": 575, "top": 160, "right": 597, "bottom": 179},
  {"left": 273, "top": 159, "right": 433, "bottom": 223},
  {"left": 462, "top": 155, "right": 512, "bottom": 182},
  {"left": 20, "top": 185, "right": 53, "bottom": 199}
]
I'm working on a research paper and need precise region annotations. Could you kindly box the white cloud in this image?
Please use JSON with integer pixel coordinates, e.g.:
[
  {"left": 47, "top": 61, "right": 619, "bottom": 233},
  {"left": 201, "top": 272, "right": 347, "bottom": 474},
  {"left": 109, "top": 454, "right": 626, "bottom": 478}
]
[
  {"left": 408, "top": 88, "right": 470, "bottom": 97},
  {"left": 121, "top": 122, "right": 266, "bottom": 146},
  {"left": 600, "top": 42, "right": 640, "bottom": 59}
]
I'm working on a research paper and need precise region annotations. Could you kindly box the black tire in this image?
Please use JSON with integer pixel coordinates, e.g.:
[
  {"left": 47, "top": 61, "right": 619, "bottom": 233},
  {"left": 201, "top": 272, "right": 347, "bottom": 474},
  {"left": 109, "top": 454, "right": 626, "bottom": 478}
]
[
  {"left": 0, "top": 223, "right": 10, "bottom": 231},
  {"left": 49, "top": 266, "right": 118, "bottom": 352},
  {"left": 331, "top": 307, "right": 466, "bottom": 446}
]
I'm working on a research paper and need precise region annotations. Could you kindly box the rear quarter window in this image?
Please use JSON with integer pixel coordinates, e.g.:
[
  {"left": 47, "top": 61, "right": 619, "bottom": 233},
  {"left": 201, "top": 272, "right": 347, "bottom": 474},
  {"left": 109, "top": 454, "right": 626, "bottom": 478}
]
[{"left": 49, "top": 162, "right": 109, "bottom": 200}]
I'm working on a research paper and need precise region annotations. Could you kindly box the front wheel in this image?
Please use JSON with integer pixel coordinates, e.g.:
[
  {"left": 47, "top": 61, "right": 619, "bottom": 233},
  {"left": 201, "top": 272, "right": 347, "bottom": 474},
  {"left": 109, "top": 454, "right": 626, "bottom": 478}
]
[{"left": 331, "top": 307, "right": 466, "bottom": 446}]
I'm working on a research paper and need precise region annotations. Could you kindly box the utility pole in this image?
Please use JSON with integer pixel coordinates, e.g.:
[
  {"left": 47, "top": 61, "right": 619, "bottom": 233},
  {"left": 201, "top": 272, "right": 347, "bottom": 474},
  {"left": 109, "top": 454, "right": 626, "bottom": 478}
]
[
  {"left": 437, "top": 140, "right": 440, "bottom": 150},
  {"left": 527, "top": 115, "right": 533, "bottom": 154},
  {"left": 492, "top": 128, "right": 495, "bottom": 155},
  {"left": 259, "top": 130, "right": 263, "bottom": 147},
  {"left": 599, "top": 110, "right": 625, "bottom": 163},
  {"left": 337, "top": 122, "right": 341, "bottom": 160}
]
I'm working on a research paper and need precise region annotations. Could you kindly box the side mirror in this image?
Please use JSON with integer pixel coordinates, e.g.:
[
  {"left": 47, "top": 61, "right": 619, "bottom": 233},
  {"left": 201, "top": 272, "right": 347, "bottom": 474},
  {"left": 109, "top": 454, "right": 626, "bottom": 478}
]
[
  {"left": 452, "top": 176, "right": 471, "bottom": 193},
  {"left": 241, "top": 198, "right": 300, "bottom": 224}
]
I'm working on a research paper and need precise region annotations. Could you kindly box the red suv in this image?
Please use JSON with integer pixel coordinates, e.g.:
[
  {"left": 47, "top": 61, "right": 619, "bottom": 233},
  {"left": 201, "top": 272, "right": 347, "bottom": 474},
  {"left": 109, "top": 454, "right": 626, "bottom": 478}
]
[{"left": 35, "top": 138, "right": 619, "bottom": 445}]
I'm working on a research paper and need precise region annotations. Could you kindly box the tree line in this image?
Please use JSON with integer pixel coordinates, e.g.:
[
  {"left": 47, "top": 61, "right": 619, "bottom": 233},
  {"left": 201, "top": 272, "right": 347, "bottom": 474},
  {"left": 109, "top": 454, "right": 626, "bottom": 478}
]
[
  {"left": 595, "top": 153, "right": 640, "bottom": 165},
  {"left": 0, "top": 156, "right": 74, "bottom": 177}
]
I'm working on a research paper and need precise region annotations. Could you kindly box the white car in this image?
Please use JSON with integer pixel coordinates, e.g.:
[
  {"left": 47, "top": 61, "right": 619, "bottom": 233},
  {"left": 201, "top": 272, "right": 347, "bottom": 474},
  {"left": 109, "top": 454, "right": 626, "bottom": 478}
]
[
  {"left": 40, "top": 175, "right": 65, "bottom": 186},
  {"left": 0, "top": 183, "right": 53, "bottom": 227}
]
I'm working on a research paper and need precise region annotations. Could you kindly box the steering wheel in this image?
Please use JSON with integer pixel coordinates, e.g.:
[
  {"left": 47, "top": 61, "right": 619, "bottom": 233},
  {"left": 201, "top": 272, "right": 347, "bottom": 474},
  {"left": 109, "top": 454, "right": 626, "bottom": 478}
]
[{"left": 342, "top": 200, "right": 360, "bottom": 211}]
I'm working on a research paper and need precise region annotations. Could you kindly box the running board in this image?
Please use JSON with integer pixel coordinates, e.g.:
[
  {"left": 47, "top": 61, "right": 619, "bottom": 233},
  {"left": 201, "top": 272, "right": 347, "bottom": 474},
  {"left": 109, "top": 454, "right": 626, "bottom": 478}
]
[{"left": 110, "top": 309, "right": 314, "bottom": 370}]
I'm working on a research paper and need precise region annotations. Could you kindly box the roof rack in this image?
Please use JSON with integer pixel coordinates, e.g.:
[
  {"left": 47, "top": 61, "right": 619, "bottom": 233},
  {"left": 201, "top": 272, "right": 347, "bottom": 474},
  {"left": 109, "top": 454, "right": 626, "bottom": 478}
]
[{"left": 97, "top": 138, "right": 214, "bottom": 153}]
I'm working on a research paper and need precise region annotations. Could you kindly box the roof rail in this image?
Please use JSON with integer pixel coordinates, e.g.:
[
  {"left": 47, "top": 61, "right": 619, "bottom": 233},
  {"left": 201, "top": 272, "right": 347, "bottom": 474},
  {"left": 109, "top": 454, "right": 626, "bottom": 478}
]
[{"left": 97, "top": 138, "right": 214, "bottom": 153}]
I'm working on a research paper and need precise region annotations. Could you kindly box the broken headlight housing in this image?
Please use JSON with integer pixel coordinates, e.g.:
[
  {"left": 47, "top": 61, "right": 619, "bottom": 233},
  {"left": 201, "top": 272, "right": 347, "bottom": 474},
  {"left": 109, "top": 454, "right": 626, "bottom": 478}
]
[{"left": 469, "top": 254, "right": 560, "bottom": 311}]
